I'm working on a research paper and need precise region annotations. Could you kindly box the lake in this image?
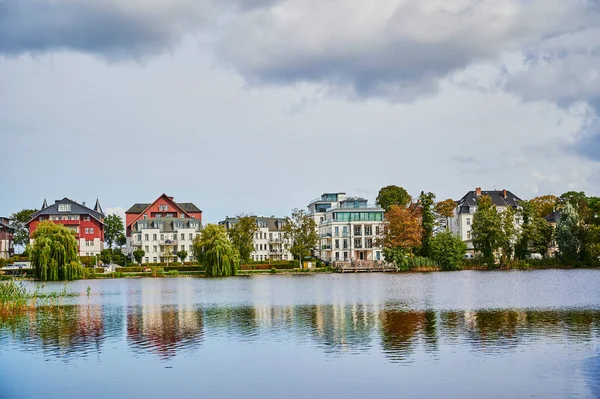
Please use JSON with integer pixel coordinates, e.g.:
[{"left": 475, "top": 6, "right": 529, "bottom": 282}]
[{"left": 1, "top": 270, "right": 599, "bottom": 399}]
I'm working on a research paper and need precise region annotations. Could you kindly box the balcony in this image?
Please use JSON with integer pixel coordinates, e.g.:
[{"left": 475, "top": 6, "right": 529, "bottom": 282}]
[
  {"left": 321, "top": 245, "right": 331, "bottom": 250},
  {"left": 320, "top": 233, "right": 332, "bottom": 238},
  {"left": 160, "top": 240, "right": 178, "bottom": 246},
  {"left": 354, "top": 244, "right": 363, "bottom": 249}
]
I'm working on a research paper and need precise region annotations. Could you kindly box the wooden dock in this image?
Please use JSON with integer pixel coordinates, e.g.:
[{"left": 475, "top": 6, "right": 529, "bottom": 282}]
[{"left": 333, "top": 261, "right": 397, "bottom": 273}]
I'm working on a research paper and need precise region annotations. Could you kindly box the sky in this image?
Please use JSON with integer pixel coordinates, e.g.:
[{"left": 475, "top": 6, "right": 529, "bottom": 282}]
[{"left": 1, "top": 0, "right": 600, "bottom": 224}]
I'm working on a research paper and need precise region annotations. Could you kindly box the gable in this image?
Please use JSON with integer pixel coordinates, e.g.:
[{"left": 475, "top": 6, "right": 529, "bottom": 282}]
[{"left": 126, "top": 194, "right": 192, "bottom": 227}]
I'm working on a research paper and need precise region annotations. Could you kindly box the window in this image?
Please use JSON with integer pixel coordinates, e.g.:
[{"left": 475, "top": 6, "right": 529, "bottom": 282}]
[
  {"left": 145, "top": 234, "right": 149, "bottom": 241},
  {"left": 375, "top": 226, "right": 380, "bottom": 236},
  {"left": 269, "top": 233, "right": 273, "bottom": 240},
  {"left": 466, "top": 218, "right": 471, "bottom": 226},
  {"left": 181, "top": 245, "right": 185, "bottom": 251},
  {"left": 143, "top": 214, "right": 148, "bottom": 219},
  {"left": 90, "top": 228, "right": 94, "bottom": 234},
  {"left": 85, "top": 228, "right": 90, "bottom": 234},
  {"left": 335, "top": 239, "right": 340, "bottom": 249},
  {"left": 153, "top": 257, "right": 157, "bottom": 263},
  {"left": 159, "top": 204, "right": 169, "bottom": 211},
  {"left": 335, "top": 252, "right": 340, "bottom": 260},
  {"left": 58, "top": 204, "right": 71, "bottom": 212},
  {"left": 153, "top": 246, "right": 157, "bottom": 253},
  {"left": 153, "top": 234, "right": 157, "bottom": 240},
  {"left": 84, "top": 216, "right": 90, "bottom": 221},
  {"left": 67, "top": 216, "right": 72, "bottom": 220},
  {"left": 189, "top": 233, "right": 193, "bottom": 240},
  {"left": 145, "top": 246, "right": 149, "bottom": 253},
  {"left": 343, "top": 252, "right": 348, "bottom": 260},
  {"left": 160, "top": 234, "right": 164, "bottom": 240},
  {"left": 365, "top": 239, "right": 373, "bottom": 249},
  {"left": 343, "top": 239, "right": 348, "bottom": 249},
  {"left": 145, "top": 257, "right": 149, "bottom": 264},
  {"left": 156, "top": 214, "right": 161, "bottom": 219},
  {"left": 467, "top": 231, "right": 471, "bottom": 239},
  {"left": 365, "top": 226, "right": 372, "bottom": 236},
  {"left": 354, "top": 226, "right": 361, "bottom": 236},
  {"left": 354, "top": 238, "right": 361, "bottom": 247},
  {"left": 181, "top": 233, "right": 184, "bottom": 240}
]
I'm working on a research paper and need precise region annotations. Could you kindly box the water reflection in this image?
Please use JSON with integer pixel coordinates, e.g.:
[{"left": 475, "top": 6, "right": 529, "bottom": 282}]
[{"left": 2, "top": 303, "right": 599, "bottom": 363}]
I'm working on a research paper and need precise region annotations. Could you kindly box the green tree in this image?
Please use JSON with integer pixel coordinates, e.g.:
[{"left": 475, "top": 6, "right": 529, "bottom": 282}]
[
  {"left": 282, "top": 209, "right": 319, "bottom": 266},
  {"left": 227, "top": 215, "right": 258, "bottom": 264},
  {"left": 515, "top": 201, "right": 553, "bottom": 259},
  {"left": 193, "top": 224, "right": 240, "bottom": 277},
  {"left": 498, "top": 205, "right": 517, "bottom": 263},
  {"left": 9, "top": 208, "right": 38, "bottom": 251},
  {"left": 418, "top": 192, "right": 436, "bottom": 257},
  {"left": 430, "top": 231, "right": 467, "bottom": 270},
  {"left": 104, "top": 214, "right": 124, "bottom": 249},
  {"left": 133, "top": 249, "right": 145, "bottom": 264},
  {"left": 116, "top": 234, "right": 127, "bottom": 249},
  {"left": 556, "top": 202, "right": 580, "bottom": 262},
  {"left": 471, "top": 195, "right": 502, "bottom": 265},
  {"left": 177, "top": 250, "right": 188, "bottom": 263},
  {"left": 29, "top": 221, "right": 83, "bottom": 281},
  {"left": 376, "top": 185, "right": 411, "bottom": 212}
]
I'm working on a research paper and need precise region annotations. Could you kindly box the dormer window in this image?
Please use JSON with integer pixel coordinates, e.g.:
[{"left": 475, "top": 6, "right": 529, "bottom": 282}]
[
  {"left": 159, "top": 204, "right": 169, "bottom": 211},
  {"left": 143, "top": 214, "right": 148, "bottom": 220},
  {"left": 58, "top": 204, "right": 71, "bottom": 212}
]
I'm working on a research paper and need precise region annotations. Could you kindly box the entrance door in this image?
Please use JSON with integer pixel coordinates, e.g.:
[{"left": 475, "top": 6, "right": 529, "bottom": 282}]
[{"left": 359, "top": 252, "right": 364, "bottom": 260}]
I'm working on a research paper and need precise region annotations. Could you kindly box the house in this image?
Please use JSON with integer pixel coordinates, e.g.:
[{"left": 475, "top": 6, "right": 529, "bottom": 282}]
[
  {"left": 308, "top": 193, "right": 385, "bottom": 262},
  {"left": 125, "top": 194, "right": 202, "bottom": 264},
  {"left": 449, "top": 187, "right": 522, "bottom": 254},
  {"left": 219, "top": 216, "right": 293, "bottom": 262},
  {"left": 0, "top": 217, "right": 14, "bottom": 259},
  {"left": 27, "top": 198, "right": 105, "bottom": 256}
]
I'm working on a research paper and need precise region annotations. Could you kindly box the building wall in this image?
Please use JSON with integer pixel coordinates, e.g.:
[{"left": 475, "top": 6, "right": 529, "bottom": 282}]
[
  {"left": 317, "top": 221, "right": 384, "bottom": 262},
  {"left": 126, "top": 196, "right": 202, "bottom": 237},
  {"left": 29, "top": 216, "right": 104, "bottom": 256},
  {"left": 250, "top": 228, "right": 292, "bottom": 262},
  {"left": 129, "top": 228, "right": 200, "bottom": 264}
]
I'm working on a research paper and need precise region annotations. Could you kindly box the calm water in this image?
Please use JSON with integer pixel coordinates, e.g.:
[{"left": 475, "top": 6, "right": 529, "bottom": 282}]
[{"left": 1, "top": 270, "right": 600, "bottom": 399}]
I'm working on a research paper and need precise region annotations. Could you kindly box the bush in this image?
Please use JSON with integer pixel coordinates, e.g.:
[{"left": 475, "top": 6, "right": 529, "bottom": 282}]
[
  {"left": 430, "top": 231, "right": 468, "bottom": 271},
  {"left": 115, "top": 266, "right": 143, "bottom": 273}
]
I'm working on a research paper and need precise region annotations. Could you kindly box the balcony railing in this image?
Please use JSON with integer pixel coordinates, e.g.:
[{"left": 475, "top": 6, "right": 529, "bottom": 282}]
[
  {"left": 160, "top": 240, "right": 178, "bottom": 246},
  {"left": 321, "top": 245, "right": 331, "bottom": 250}
]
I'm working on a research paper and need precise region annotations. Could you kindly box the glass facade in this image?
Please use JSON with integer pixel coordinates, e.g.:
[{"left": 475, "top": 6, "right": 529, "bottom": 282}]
[{"left": 333, "top": 212, "right": 383, "bottom": 222}]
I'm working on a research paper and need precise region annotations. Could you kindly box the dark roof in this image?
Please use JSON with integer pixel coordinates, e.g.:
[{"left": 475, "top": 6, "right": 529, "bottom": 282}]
[
  {"left": 28, "top": 198, "right": 104, "bottom": 224},
  {"left": 0, "top": 218, "right": 14, "bottom": 232},
  {"left": 456, "top": 190, "right": 521, "bottom": 214},
  {"left": 220, "top": 216, "right": 287, "bottom": 231},
  {"left": 544, "top": 210, "right": 561, "bottom": 223},
  {"left": 125, "top": 202, "right": 202, "bottom": 214},
  {"left": 131, "top": 217, "right": 202, "bottom": 233},
  {"left": 179, "top": 203, "right": 202, "bottom": 213},
  {"left": 126, "top": 203, "right": 151, "bottom": 214}
]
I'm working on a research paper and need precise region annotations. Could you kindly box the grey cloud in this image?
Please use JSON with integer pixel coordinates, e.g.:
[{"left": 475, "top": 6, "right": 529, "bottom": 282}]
[{"left": 0, "top": 0, "right": 275, "bottom": 58}]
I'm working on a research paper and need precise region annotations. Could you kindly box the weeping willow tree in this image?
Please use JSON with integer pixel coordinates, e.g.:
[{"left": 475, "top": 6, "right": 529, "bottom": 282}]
[
  {"left": 193, "top": 224, "right": 240, "bottom": 277},
  {"left": 30, "top": 221, "right": 83, "bottom": 281}
]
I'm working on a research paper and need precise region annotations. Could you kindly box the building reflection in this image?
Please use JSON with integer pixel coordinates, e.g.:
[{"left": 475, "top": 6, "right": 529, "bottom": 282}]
[
  {"left": 0, "top": 304, "right": 105, "bottom": 359},
  {"left": 126, "top": 305, "right": 203, "bottom": 359}
]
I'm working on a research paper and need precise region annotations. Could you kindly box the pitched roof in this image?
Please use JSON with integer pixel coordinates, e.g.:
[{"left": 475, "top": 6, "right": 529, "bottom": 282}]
[
  {"left": 94, "top": 199, "right": 104, "bottom": 215},
  {"left": 28, "top": 198, "right": 104, "bottom": 224},
  {"left": 126, "top": 203, "right": 151, "bottom": 214},
  {"left": 0, "top": 218, "right": 14, "bottom": 232},
  {"left": 131, "top": 217, "right": 202, "bottom": 233},
  {"left": 456, "top": 189, "right": 522, "bottom": 214},
  {"left": 544, "top": 210, "right": 561, "bottom": 223},
  {"left": 220, "top": 216, "right": 287, "bottom": 231},
  {"left": 178, "top": 203, "right": 202, "bottom": 213}
]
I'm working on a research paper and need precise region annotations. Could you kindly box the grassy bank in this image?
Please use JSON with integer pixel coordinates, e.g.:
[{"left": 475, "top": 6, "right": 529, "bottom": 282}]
[{"left": 0, "top": 279, "right": 80, "bottom": 318}]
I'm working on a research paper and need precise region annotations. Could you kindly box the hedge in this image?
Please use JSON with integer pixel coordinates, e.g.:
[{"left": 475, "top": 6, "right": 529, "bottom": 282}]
[
  {"left": 116, "top": 265, "right": 203, "bottom": 273},
  {"left": 241, "top": 263, "right": 297, "bottom": 270}
]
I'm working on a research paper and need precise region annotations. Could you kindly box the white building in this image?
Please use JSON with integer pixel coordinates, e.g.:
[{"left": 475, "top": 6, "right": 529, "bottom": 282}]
[
  {"left": 220, "top": 216, "right": 293, "bottom": 262},
  {"left": 125, "top": 195, "right": 203, "bottom": 264},
  {"left": 449, "top": 187, "right": 522, "bottom": 254},
  {"left": 308, "top": 193, "right": 385, "bottom": 263}
]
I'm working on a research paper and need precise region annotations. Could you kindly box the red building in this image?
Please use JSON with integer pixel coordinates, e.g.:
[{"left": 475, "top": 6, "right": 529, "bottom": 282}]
[
  {"left": 125, "top": 194, "right": 202, "bottom": 264},
  {"left": 27, "top": 198, "right": 105, "bottom": 256},
  {"left": 0, "top": 217, "right": 14, "bottom": 259}
]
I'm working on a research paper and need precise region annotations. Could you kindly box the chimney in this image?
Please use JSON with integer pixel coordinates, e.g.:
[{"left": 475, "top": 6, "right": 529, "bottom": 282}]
[
  {"left": 475, "top": 187, "right": 482, "bottom": 196},
  {"left": 82, "top": 202, "right": 86, "bottom": 207},
  {"left": 503, "top": 189, "right": 507, "bottom": 199}
]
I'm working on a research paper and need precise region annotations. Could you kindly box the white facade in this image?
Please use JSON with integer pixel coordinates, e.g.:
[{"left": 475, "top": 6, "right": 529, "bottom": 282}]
[
  {"left": 308, "top": 193, "right": 385, "bottom": 263},
  {"left": 128, "top": 222, "right": 201, "bottom": 264},
  {"left": 220, "top": 217, "right": 293, "bottom": 262},
  {"left": 78, "top": 238, "right": 103, "bottom": 257}
]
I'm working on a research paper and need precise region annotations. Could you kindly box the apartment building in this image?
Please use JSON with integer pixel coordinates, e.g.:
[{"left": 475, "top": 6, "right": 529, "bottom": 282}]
[
  {"left": 0, "top": 217, "right": 14, "bottom": 259},
  {"left": 308, "top": 193, "right": 385, "bottom": 262},
  {"left": 27, "top": 198, "right": 105, "bottom": 256},
  {"left": 219, "top": 216, "right": 293, "bottom": 262},
  {"left": 449, "top": 187, "right": 522, "bottom": 254},
  {"left": 125, "top": 194, "right": 202, "bottom": 264}
]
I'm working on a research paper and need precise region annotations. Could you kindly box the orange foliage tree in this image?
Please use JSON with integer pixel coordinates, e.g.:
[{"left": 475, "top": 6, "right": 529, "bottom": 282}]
[
  {"left": 529, "top": 195, "right": 558, "bottom": 218},
  {"left": 382, "top": 205, "right": 423, "bottom": 255}
]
